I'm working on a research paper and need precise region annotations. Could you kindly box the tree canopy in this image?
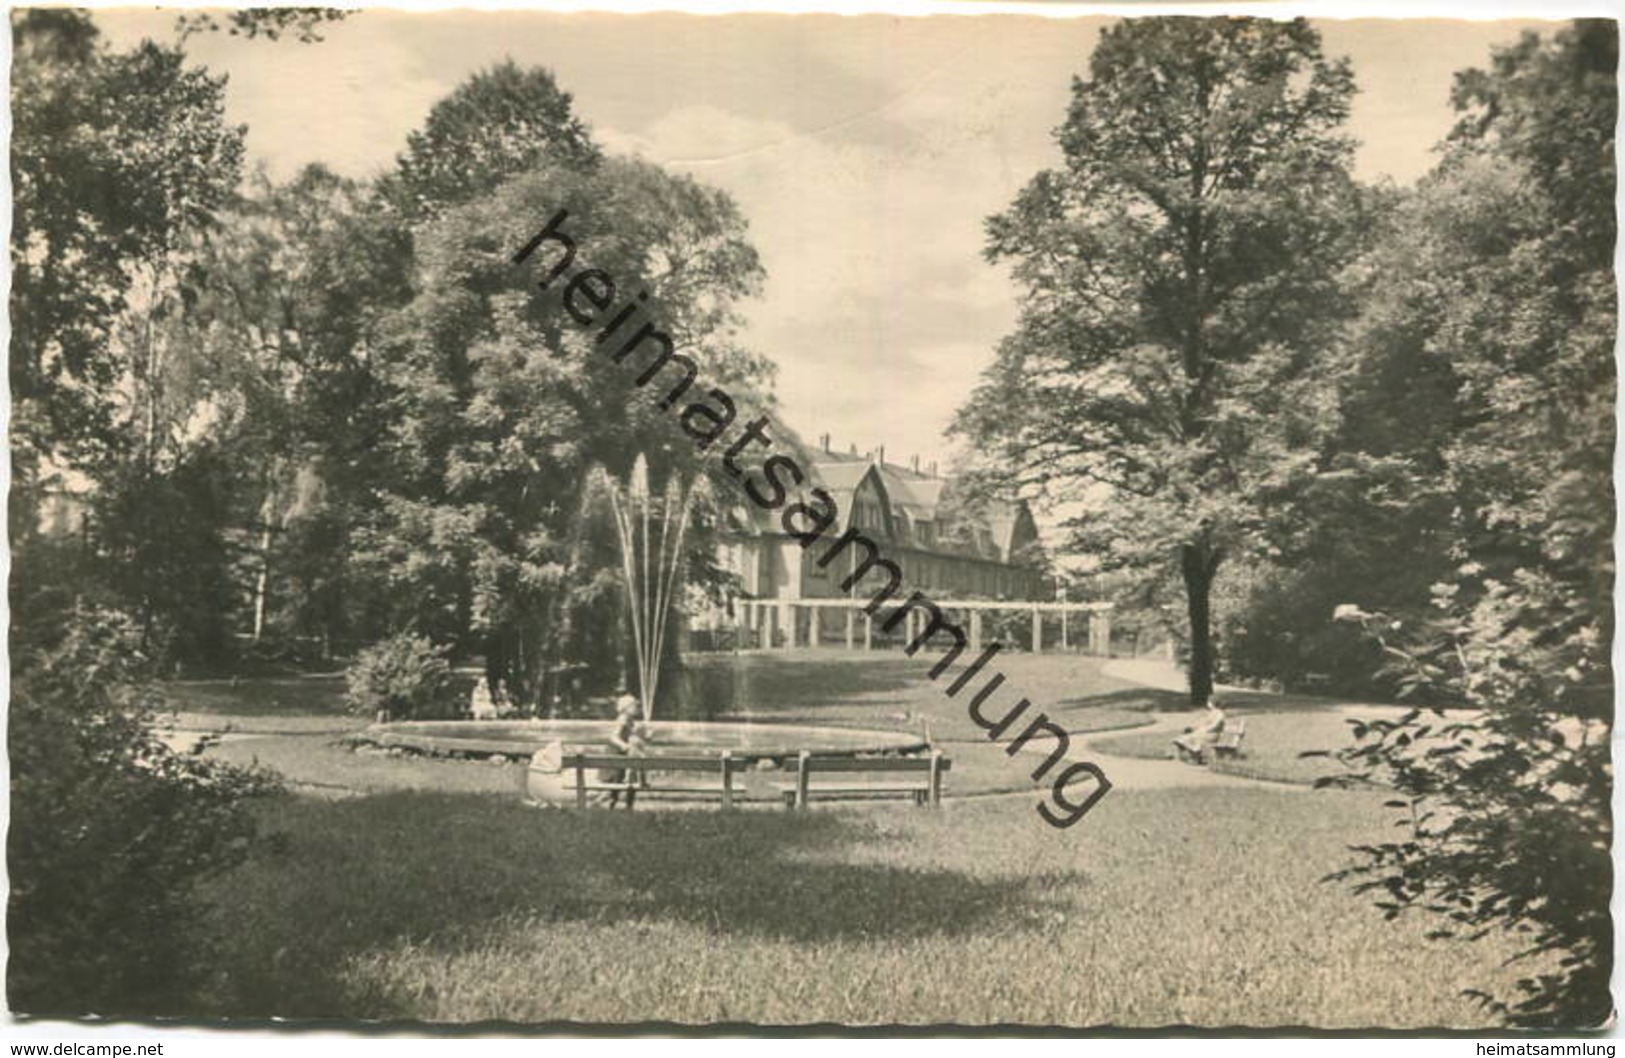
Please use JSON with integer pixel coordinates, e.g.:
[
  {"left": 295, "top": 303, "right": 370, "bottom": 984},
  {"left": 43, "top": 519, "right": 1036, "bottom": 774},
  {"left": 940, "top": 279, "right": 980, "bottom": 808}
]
[
  {"left": 362, "top": 157, "right": 768, "bottom": 705},
  {"left": 10, "top": 10, "right": 245, "bottom": 478},
  {"left": 381, "top": 60, "right": 603, "bottom": 224},
  {"left": 956, "top": 16, "right": 1367, "bottom": 703},
  {"left": 1322, "top": 22, "right": 1614, "bottom": 1026}
]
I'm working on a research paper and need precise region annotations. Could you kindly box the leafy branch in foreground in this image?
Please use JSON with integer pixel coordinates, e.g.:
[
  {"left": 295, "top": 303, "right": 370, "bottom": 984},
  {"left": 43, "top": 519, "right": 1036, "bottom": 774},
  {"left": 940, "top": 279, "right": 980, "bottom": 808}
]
[
  {"left": 176, "top": 8, "right": 350, "bottom": 44},
  {"left": 1319, "top": 590, "right": 1610, "bottom": 1028}
]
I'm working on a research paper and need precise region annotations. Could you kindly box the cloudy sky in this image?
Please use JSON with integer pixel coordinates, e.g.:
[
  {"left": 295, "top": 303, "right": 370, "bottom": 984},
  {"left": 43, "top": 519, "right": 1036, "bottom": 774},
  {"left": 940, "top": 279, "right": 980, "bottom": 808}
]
[{"left": 98, "top": 8, "right": 1555, "bottom": 472}]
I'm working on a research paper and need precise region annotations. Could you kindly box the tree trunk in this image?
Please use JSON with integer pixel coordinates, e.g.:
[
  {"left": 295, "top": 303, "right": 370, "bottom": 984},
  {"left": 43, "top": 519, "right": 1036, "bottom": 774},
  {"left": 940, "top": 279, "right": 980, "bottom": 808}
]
[
  {"left": 484, "top": 632, "right": 506, "bottom": 699},
  {"left": 1180, "top": 532, "right": 1223, "bottom": 707},
  {"left": 251, "top": 481, "right": 279, "bottom": 643},
  {"left": 251, "top": 524, "right": 273, "bottom": 642}
]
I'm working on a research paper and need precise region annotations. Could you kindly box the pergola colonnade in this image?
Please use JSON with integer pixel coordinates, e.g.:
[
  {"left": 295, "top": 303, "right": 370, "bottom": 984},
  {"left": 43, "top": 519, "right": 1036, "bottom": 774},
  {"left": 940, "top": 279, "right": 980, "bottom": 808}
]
[{"left": 729, "top": 598, "right": 1115, "bottom": 655}]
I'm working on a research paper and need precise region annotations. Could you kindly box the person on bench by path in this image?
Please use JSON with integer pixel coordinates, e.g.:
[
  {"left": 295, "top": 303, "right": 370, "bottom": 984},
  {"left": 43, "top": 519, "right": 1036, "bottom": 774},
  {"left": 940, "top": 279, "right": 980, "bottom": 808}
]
[
  {"left": 1173, "top": 696, "right": 1226, "bottom": 765},
  {"left": 598, "top": 695, "right": 648, "bottom": 807}
]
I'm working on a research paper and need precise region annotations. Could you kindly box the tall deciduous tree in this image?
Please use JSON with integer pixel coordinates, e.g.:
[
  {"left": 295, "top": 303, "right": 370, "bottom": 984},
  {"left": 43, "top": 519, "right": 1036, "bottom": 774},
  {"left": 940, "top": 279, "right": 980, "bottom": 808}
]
[
  {"left": 955, "top": 17, "right": 1365, "bottom": 703},
  {"left": 161, "top": 165, "right": 402, "bottom": 654},
  {"left": 363, "top": 157, "right": 769, "bottom": 706},
  {"left": 11, "top": 10, "right": 353, "bottom": 665},
  {"left": 351, "top": 61, "right": 763, "bottom": 700},
  {"left": 11, "top": 9, "right": 248, "bottom": 663},
  {"left": 10, "top": 10, "right": 244, "bottom": 491}
]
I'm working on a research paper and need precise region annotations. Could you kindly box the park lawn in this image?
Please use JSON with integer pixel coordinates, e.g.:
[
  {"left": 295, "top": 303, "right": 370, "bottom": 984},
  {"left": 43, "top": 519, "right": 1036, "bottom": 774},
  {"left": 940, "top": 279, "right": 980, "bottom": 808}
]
[
  {"left": 189, "top": 785, "right": 1539, "bottom": 1027},
  {"left": 166, "top": 652, "right": 1148, "bottom": 739},
  {"left": 160, "top": 713, "right": 365, "bottom": 737},
  {"left": 685, "top": 651, "right": 1154, "bottom": 741},
  {"left": 159, "top": 675, "right": 352, "bottom": 718},
  {"left": 203, "top": 736, "right": 527, "bottom": 797},
  {"left": 1092, "top": 708, "right": 1388, "bottom": 786}
]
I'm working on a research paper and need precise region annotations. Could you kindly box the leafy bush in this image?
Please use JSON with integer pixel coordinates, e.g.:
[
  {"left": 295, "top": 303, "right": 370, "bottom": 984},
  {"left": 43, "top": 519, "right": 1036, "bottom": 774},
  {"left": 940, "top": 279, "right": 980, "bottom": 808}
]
[
  {"left": 1223, "top": 565, "right": 1392, "bottom": 698},
  {"left": 1328, "top": 585, "right": 1612, "bottom": 1028},
  {"left": 344, "top": 633, "right": 457, "bottom": 720},
  {"left": 8, "top": 608, "right": 281, "bottom": 1015}
]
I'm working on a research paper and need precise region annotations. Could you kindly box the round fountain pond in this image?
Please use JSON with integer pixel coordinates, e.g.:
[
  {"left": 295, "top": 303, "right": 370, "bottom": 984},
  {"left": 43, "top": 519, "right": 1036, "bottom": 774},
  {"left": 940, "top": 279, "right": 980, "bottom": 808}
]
[
  {"left": 351, "top": 718, "right": 930, "bottom": 804},
  {"left": 358, "top": 718, "right": 926, "bottom": 759}
]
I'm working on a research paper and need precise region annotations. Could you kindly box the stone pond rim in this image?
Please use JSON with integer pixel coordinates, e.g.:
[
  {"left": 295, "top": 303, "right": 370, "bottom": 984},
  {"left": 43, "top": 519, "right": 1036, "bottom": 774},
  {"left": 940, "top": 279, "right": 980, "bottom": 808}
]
[{"left": 350, "top": 718, "right": 930, "bottom": 762}]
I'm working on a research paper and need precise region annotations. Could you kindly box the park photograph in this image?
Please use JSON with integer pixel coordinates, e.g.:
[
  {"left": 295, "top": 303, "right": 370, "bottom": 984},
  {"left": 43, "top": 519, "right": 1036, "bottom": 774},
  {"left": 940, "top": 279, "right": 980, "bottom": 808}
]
[{"left": 6, "top": 1, "right": 1616, "bottom": 1033}]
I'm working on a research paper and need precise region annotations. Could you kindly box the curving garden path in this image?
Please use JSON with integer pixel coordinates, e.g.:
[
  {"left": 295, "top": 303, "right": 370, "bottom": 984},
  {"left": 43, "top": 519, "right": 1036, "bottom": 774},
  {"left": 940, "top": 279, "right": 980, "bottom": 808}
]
[
  {"left": 1069, "top": 717, "right": 1303, "bottom": 793},
  {"left": 980, "top": 657, "right": 1308, "bottom": 797}
]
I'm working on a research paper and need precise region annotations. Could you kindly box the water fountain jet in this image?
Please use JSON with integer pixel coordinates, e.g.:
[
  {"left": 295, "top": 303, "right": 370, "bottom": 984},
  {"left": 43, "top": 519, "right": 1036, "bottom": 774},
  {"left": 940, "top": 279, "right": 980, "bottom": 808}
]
[{"left": 591, "top": 454, "right": 708, "bottom": 723}]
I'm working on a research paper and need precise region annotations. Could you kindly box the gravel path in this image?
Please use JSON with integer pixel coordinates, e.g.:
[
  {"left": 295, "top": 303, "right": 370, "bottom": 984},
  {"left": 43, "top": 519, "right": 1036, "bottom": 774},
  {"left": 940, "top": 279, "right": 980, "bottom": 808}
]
[{"left": 976, "top": 658, "right": 1309, "bottom": 796}]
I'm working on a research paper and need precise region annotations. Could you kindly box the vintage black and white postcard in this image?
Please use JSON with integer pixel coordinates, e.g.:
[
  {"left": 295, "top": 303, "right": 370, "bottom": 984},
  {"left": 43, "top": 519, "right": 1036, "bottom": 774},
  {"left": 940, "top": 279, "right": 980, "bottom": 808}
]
[{"left": 6, "top": 0, "right": 1616, "bottom": 1034}]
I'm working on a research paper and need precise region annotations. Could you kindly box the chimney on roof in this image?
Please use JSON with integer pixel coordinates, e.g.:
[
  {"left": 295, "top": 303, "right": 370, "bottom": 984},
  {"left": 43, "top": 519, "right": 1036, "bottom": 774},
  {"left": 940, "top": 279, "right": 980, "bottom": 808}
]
[
  {"left": 911, "top": 454, "right": 920, "bottom": 473},
  {"left": 820, "top": 432, "right": 830, "bottom": 453},
  {"left": 850, "top": 442, "right": 858, "bottom": 456},
  {"left": 876, "top": 444, "right": 886, "bottom": 466}
]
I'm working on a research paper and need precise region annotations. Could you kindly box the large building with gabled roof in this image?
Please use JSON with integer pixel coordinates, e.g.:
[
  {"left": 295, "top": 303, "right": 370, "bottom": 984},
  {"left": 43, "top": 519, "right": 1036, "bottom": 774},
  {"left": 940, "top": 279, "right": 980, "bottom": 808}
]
[{"left": 715, "top": 430, "right": 1047, "bottom": 624}]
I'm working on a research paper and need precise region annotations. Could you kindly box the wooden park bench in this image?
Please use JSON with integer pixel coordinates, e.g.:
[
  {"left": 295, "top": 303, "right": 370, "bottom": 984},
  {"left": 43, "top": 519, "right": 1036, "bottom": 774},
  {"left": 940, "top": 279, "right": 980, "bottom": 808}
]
[
  {"left": 775, "top": 750, "right": 951, "bottom": 810},
  {"left": 1210, "top": 719, "right": 1247, "bottom": 760},
  {"left": 1173, "top": 720, "right": 1248, "bottom": 764},
  {"left": 560, "top": 751, "right": 750, "bottom": 810}
]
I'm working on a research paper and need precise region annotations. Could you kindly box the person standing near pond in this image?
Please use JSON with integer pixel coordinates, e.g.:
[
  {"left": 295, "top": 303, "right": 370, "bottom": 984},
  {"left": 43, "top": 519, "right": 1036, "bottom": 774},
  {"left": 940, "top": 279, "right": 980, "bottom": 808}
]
[{"left": 598, "top": 694, "right": 648, "bottom": 807}]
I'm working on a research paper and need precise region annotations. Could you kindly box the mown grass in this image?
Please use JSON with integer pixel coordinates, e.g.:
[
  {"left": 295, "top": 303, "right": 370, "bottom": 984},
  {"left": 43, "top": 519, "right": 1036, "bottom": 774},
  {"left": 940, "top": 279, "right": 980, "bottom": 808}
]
[
  {"left": 159, "top": 675, "right": 351, "bottom": 718},
  {"left": 204, "top": 736, "right": 526, "bottom": 797},
  {"left": 189, "top": 785, "right": 1538, "bottom": 1027},
  {"left": 1092, "top": 707, "right": 1387, "bottom": 786},
  {"left": 683, "top": 650, "right": 1152, "bottom": 742},
  {"left": 122, "top": 657, "right": 1543, "bottom": 1026}
]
